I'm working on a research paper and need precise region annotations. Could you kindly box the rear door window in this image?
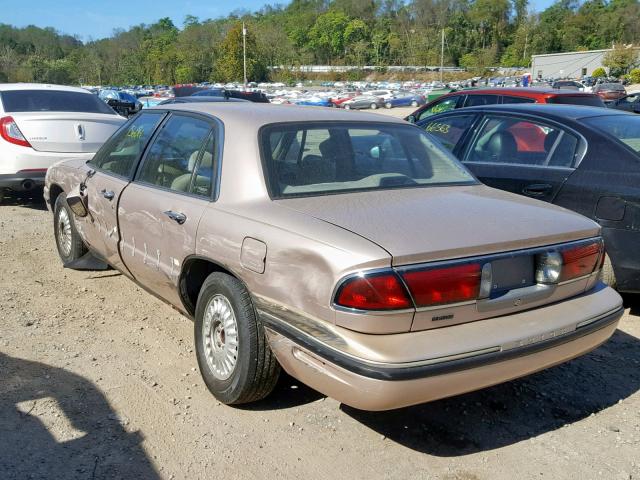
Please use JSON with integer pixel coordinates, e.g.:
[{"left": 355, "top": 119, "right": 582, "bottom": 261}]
[
  {"left": 0, "top": 90, "right": 116, "bottom": 114},
  {"left": 547, "top": 95, "right": 605, "bottom": 107},
  {"left": 465, "top": 115, "right": 579, "bottom": 168},
  {"left": 463, "top": 95, "right": 500, "bottom": 107},
  {"left": 502, "top": 96, "right": 536, "bottom": 104},
  {"left": 420, "top": 114, "right": 477, "bottom": 151},
  {"left": 136, "top": 115, "right": 213, "bottom": 195}
]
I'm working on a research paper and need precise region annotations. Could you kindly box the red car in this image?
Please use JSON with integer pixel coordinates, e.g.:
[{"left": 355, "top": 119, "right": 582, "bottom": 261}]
[{"left": 406, "top": 88, "right": 605, "bottom": 123}]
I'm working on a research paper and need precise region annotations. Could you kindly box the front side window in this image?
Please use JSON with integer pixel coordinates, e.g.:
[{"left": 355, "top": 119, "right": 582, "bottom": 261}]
[
  {"left": 137, "top": 115, "right": 213, "bottom": 194},
  {"left": 261, "top": 122, "right": 476, "bottom": 198},
  {"left": 90, "top": 112, "right": 164, "bottom": 177},
  {"left": 465, "top": 115, "right": 579, "bottom": 168},
  {"left": 420, "top": 114, "right": 477, "bottom": 151},
  {"left": 0, "top": 90, "right": 116, "bottom": 114},
  {"left": 417, "top": 96, "right": 461, "bottom": 121}
]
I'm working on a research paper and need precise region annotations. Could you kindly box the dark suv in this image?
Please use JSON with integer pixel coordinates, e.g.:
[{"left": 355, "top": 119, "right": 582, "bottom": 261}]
[{"left": 406, "top": 88, "right": 605, "bottom": 123}]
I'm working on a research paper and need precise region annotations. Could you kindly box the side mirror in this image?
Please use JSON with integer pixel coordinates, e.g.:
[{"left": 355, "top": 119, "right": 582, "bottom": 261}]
[
  {"left": 407, "top": 115, "right": 416, "bottom": 124},
  {"left": 67, "top": 184, "right": 89, "bottom": 218}
]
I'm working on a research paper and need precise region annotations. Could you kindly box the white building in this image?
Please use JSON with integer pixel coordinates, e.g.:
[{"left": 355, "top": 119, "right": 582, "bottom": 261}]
[{"left": 531, "top": 47, "right": 639, "bottom": 79}]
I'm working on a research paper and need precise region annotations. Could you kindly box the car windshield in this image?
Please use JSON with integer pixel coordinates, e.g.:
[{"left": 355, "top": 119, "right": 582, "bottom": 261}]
[
  {"left": 1, "top": 90, "right": 116, "bottom": 114},
  {"left": 261, "top": 122, "right": 477, "bottom": 198},
  {"left": 583, "top": 115, "right": 640, "bottom": 153}
]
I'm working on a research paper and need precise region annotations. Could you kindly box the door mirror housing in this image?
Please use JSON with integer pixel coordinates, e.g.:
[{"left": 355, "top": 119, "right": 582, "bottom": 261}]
[
  {"left": 407, "top": 115, "right": 416, "bottom": 123},
  {"left": 67, "top": 184, "right": 89, "bottom": 218}
]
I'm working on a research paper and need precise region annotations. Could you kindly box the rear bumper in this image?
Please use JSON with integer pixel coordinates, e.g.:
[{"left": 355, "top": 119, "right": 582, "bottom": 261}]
[
  {"left": 260, "top": 285, "right": 623, "bottom": 410},
  {"left": 0, "top": 171, "right": 46, "bottom": 190}
]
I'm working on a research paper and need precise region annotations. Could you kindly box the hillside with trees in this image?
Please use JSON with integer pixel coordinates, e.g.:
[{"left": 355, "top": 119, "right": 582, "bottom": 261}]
[{"left": 0, "top": 0, "right": 639, "bottom": 85}]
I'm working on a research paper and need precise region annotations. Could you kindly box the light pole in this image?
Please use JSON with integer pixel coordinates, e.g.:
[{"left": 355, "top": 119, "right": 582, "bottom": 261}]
[{"left": 242, "top": 22, "right": 247, "bottom": 90}]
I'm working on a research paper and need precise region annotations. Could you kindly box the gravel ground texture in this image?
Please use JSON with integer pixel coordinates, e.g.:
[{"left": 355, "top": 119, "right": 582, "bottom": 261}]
[{"left": 0, "top": 108, "right": 639, "bottom": 479}]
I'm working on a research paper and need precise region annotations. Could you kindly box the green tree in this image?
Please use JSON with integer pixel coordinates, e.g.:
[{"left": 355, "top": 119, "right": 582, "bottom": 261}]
[
  {"left": 592, "top": 67, "right": 606, "bottom": 77},
  {"left": 213, "top": 22, "right": 267, "bottom": 83},
  {"left": 603, "top": 45, "right": 639, "bottom": 77}
]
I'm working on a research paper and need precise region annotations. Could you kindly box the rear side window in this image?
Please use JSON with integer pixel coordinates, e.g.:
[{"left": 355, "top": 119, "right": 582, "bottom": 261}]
[
  {"left": 137, "top": 115, "right": 213, "bottom": 195},
  {"left": 463, "top": 95, "right": 499, "bottom": 107},
  {"left": 502, "top": 96, "right": 536, "bottom": 104},
  {"left": 465, "top": 115, "right": 579, "bottom": 168},
  {"left": 1, "top": 90, "right": 116, "bottom": 114},
  {"left": 548, "top": 95, "right": 604, "bottom": 107},
  {"left": 421, "top": 114, "right": 476, "bottom": 151}
]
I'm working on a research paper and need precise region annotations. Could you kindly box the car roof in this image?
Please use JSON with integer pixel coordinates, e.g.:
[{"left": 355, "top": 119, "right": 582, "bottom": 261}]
[
  {"left": 159, "top": 97, "right": 249, "bottom": 104},
  {"left": 452, "top": 103, "right": 634, "bottom": 120},
  {"left": 151, "top": 103, "right": 405, "bottom": 128},
  {"left": 0, "top": 83, "right": 93, "bottom": 94}
]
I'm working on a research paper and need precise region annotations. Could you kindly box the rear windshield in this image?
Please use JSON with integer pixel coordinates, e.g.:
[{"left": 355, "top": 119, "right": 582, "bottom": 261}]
[
  {"left": 261, "top": 122, "right": 477, "bottom": 198},
  {"left": 547, "top": 95, "right": 604, "bottom": 107},
  {"left": 583, "top": 115, "right": 640, "bottom": 153},
  {"left": 1, "top": 90, "right": 115, "bottom": 114}
]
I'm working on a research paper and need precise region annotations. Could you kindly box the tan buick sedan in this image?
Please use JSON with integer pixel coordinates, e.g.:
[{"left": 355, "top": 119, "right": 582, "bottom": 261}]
[{"left": 44, "top": 103, "right": 624, "bottom": 411}]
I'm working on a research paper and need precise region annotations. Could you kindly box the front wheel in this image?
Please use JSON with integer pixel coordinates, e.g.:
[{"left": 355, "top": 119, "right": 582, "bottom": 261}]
[
  {"left": 344, "top": 104, "right": 351, "bottom": 110},
  {"left": 195, "top": 272, "right": 280, "bottom": 405},
  {"left": 370, "top": 103, "right": 378, "bottom": 110},
  {"left": 385, "top": 102, "right": 392, "bottom": 109},
  {"left": 54, "top": 193, "right": 88, "bottom": 265},
  {"left": 411, "top": 100, "right": 419, "bottom": 107}
]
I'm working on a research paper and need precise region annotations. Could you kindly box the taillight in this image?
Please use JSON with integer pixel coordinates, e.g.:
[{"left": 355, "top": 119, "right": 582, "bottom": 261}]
[
  {"left": 0, "top": 116, "right": 31, "bottom": 147},
  {"left": 559, "top": 240, "right": 603, "bottom": 282},
  {"left": 335, "top": 272, "right": 411, "bottom": 310},
  {"left": 401, "top": 263, "right": 482, "bottom": 307}
]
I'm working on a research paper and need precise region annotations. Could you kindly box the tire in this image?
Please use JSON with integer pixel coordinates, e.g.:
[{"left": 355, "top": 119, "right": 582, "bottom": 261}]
[
  {"left": 370, "top": 103, "right": 378, "bottom": 110},
  {"left": 411, "top": 100, "right": 419, "bottom": 107},
  {"left": 0, "top": 188, "right": 6, "bottom": 204},
  {"left": 601, "top": 253, "right": 617, "bottom": 289},
  {"left": 344, "top": 104, "right": 351, "bottom": 110},
  {"left": 385, "top": 102, "right": 392, "bottom": 109},
  {"left": 53, "top": 192, "right": 88, "bottom": 265},
  {"left": 195, "top": 272, "right": 280, "bottom": 405}
]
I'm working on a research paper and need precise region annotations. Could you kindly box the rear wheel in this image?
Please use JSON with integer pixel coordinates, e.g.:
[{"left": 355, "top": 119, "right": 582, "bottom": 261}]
[
  {"left": 344, "top": 104, "right": 351, "bottom": 110},
  {"left": 411, "top": 100, "right": 419, "bottom": 107},
  {"left": 53, "top": 193, "right": 88, "bottom": 265},
  {"left": 370, "top": 103, "right": 378, "bottom": 110},
  {"left": 601, "top": 253, "right": 617, "bottom": 288},
  {"left": 195, "top": 272, "right": 280, "bottom": 405},
  {"left": 385, "top": 102, "right": 392, "bottom": 109}
]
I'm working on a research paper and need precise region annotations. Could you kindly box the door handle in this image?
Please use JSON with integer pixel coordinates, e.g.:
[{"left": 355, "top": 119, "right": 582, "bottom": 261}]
[
  {"left": 101, "top": 189, "right": 115, "bottom": 200},
  {"left": 163, "top": 210, "right": 187, "bottom": 225},
  {"left": 522, "top": 184, "right": 552, "bottom": 197}
]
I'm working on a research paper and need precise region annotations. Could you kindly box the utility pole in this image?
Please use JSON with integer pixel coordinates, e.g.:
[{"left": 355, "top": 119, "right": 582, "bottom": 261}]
[
  {"left": 242, "top": 22, "right": 247, "bottom": 90},
  {"left": 440, "top": 29, "right": 445, "bottom": 83}
]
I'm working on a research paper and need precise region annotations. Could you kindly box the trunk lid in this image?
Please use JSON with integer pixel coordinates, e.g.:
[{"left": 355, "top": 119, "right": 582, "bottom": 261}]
[
  {"left": 13, "top": 113, "right": 124, "bottom": 153},
  {"left": 278, "top": 185, "right": 600, "bottom": 265}
]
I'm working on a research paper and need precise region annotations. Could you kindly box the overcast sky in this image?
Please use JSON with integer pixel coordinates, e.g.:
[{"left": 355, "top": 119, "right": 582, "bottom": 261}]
[{"left": 3, "top": 0, "right": 557, "bottom": 41}]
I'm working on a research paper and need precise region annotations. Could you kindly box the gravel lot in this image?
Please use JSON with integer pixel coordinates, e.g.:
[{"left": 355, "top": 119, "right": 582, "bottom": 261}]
[{"left": 1, "top": 110, "right": 639, "bottom": 479}]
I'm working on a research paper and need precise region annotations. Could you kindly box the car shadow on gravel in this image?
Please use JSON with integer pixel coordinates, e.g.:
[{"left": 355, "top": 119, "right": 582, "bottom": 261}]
[
  {"left": 1, "top": 189, "right": 47, "bottom": 210},
  {"left": 0, "top": 353, "right": 159, "bottom": 479},
  {"left": 236, "top": 372, "right": 325, "bottom": 411},
  {"left": 342, "top": 329, "right": 640, "bottom": 456},
  {"left": 622, "top": 293, "right": 640, "bottom": 316}
]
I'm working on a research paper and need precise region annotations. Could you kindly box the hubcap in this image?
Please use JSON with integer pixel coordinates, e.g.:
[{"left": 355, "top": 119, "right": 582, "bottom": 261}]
[
  {"left": 202, "top": 294, "right": 239, "bottom": 380},
  {"left": 57, "top": 208, "right": 73, "bottom": 257}
]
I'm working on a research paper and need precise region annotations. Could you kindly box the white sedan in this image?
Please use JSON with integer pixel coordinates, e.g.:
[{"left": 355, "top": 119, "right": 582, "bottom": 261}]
[{"left": 0, "top": 83, "right": 125, "bottom": 203}]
